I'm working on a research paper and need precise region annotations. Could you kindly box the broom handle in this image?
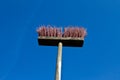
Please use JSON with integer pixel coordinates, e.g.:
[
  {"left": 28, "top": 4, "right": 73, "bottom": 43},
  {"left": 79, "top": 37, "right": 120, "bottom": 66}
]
[{"left": 55, "top": 42, "right": 62, "bottom": 80}]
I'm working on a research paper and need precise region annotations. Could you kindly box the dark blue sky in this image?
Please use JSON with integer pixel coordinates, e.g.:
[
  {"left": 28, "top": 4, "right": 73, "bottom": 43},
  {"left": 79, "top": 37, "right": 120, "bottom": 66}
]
[{"left": 0, "top": 0, "right": 120, "bottom": 80}]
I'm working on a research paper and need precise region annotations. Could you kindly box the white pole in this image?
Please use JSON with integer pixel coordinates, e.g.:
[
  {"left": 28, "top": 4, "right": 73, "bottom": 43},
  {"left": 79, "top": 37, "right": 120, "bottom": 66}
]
[{"left": 55, "top": 42, "right": 62, "bottom": 80}]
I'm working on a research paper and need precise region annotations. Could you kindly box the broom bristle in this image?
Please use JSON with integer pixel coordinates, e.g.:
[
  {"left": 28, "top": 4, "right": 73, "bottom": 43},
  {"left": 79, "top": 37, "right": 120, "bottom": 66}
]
[{"left": 37, "top": 25, "right": 87, "bottom": 38}]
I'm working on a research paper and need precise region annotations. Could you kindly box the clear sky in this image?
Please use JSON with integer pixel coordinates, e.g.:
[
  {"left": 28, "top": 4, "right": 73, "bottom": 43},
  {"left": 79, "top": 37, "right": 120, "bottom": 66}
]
[{"left": 0, "top": 0, "right": 120, "bottom": 80}]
